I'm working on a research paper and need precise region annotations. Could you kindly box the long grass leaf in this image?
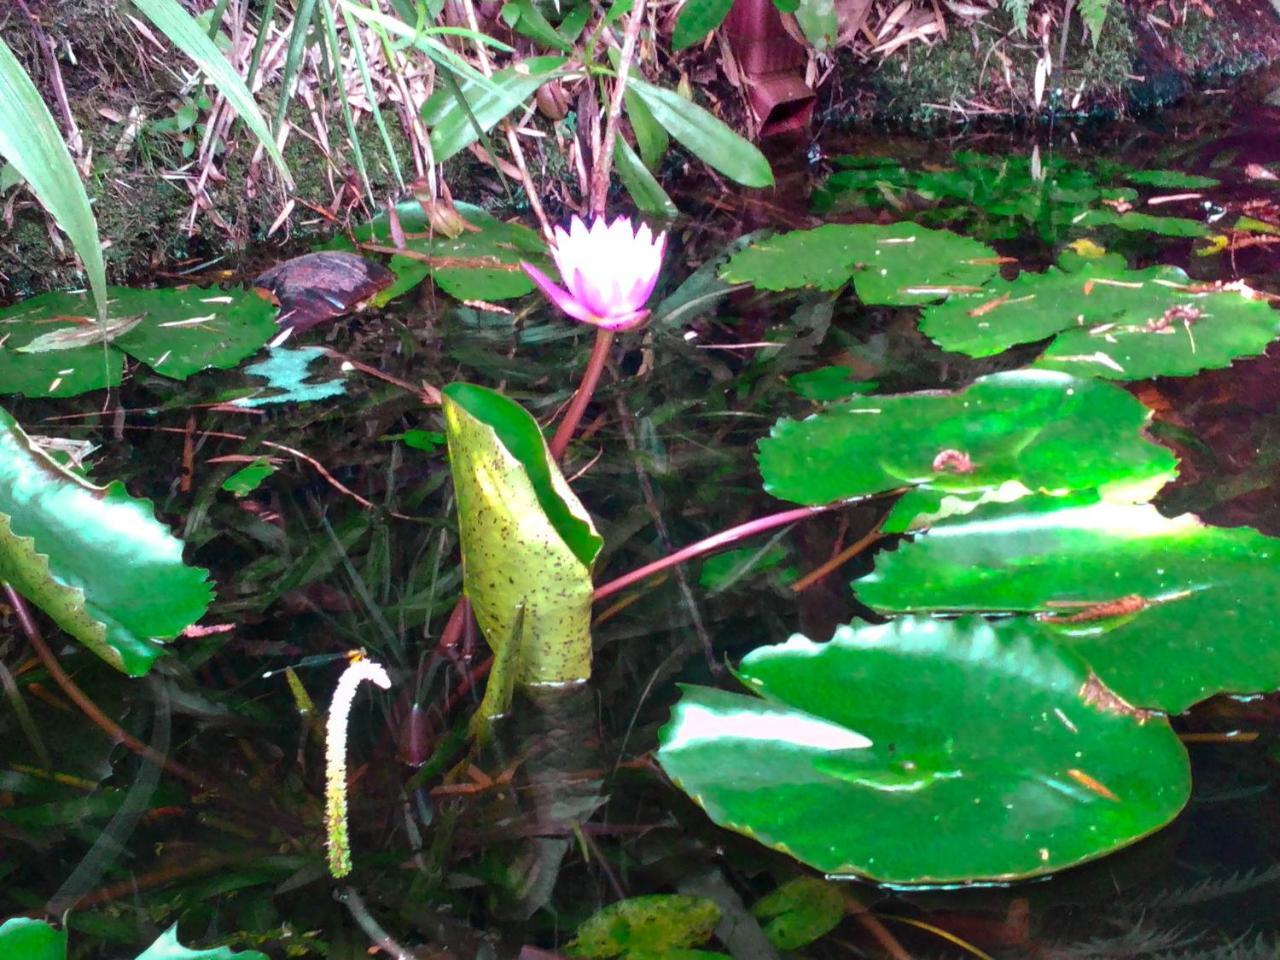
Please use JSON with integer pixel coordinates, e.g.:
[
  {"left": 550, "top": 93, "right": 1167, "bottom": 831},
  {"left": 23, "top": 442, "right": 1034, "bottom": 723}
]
[
  {"left": 336, "top": 0, "right": 507, "bottom": 88},
  {"left": 339, "top": 4, "right": 404, "bottom": 189},
  {"left": 0, "top": 37, "right": 106, "bottom": 319},
  {"left": 273, "top": 0, "right": 318, "bottom": 133},
  {"left": 316, "top": 0, "right": 373, "bottom": 201},
  {"left": 131, "top": 0, "right": 293, "bottom": 187}
]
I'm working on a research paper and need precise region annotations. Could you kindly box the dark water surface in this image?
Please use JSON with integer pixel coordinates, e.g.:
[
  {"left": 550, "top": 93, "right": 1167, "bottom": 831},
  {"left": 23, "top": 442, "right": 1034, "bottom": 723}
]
[{"left": 7, "top": 66, "right": 1280, "bottom": 960}]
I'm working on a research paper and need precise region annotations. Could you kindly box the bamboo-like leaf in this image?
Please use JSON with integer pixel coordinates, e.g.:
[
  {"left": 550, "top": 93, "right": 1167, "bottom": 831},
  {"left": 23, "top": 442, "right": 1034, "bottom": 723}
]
[
  {"left": 131, "top": 0, "right": 293, "bottom": 187},
  {"left": 0, "top": 37, "right": 107, "bottom": 320},
  {"left": 614, "top": 135, "right": 678, "bottom": 219},
  {"left": 627, "top": 77, "right": 773, "bottom": 187},
  {"left": 672, "top": 0, "right": 734, "bottom": 50}
]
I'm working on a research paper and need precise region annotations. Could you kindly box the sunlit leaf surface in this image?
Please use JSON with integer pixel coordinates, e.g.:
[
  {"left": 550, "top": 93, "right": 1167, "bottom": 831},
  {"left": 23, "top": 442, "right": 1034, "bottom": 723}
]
[
  {"left": 720, "top": 221, "right": 999, "bottom": 304},
  {"left": 758, "top": 370, "right": 1176, "bottom": 528},
  {"left": 0, "top": 917, "right": 66, "bottom": 960},
  {"left": 568, "top": 895, "right": 721, "bottom": 958},
  {"left": 443, "top": 383, "right": 602, "bottom": 684},
  {"left": 0, "top": 407, "right": 212, "bottom": 675},
  {"left": 658, "top": 617, "right": 1190, "bottom": 883},
  {"left": 855, "top": 496, "right": 1280, "bottom": 713}
]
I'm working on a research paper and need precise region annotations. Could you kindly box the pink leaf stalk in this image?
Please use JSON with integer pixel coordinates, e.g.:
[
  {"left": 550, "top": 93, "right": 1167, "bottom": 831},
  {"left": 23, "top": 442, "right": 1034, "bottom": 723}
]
[{"left": 522, "top": 216, "right": 666, "bottom": 331}]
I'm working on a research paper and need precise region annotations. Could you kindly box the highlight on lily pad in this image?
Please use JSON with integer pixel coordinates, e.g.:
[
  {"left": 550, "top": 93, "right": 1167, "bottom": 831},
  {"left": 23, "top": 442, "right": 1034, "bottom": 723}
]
[{"left": 657, "top": 616, "right": 1190, "bottom": 884}]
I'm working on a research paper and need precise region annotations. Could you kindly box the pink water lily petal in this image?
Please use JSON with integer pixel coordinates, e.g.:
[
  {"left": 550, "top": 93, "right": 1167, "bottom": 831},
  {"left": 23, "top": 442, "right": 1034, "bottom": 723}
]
[{"left": 521, "top": 262, "right": 598, "bottom": 325}]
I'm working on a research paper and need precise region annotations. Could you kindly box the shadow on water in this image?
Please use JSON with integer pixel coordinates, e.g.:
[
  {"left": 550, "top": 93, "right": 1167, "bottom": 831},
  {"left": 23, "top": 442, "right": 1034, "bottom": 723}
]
[{"left": 9, "top": 65, "right": 1280, "bottom": 960}]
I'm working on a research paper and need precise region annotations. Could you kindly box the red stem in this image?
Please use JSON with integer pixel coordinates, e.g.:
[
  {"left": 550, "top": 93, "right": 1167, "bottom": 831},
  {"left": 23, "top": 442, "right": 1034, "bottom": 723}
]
[
  {"left": 549, "top": 329, "right": 615, "bottom": 461},
  {"left": 592, "top": 501, "right": 852, "bottom": 602}
]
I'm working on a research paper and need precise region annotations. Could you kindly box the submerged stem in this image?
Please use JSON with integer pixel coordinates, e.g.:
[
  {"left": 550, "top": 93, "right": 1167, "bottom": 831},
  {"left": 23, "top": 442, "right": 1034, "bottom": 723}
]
[{"left": 549, "top": 328, "right": 615, "bottom": 461}]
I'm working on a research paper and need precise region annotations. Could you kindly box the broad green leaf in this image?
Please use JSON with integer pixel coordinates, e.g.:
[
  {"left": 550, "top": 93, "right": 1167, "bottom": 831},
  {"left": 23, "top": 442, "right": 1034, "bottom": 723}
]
[
  {"left": 855, "top": 496, "right": 1280, "bottom": 713},
  {"left": 624, "top": 87, "right": 669, "bottom": 171},
  {"left": 568, "top": 895, "right": 720, "bottom": 958},
  {"left": 671, "top": 0, "right": 734, "bottom": 50},
  {"left": 658, "top": 617, "right": 1190, "bottom": 883},
  {"left": 442, "top": 383, "right": 602, "bottom": 684},
  {"left": 0, "top": 37, "right": 107, "bottom": 320},
  {"left": 614, "top": 135, "right": 678, "bottom": 220},
  {"left": 325, "top": 201, "right": 548, "bottom": 302},
  {"left": 757, "top": 371, "right": 1176, "bottom": 520},
  {"left": 134, "top": 924, "right": 269, "bottom": 960},
  {"left": 0, "top": 286, "right": 277, "bottom": 398},
  {"left": 501, "top": 0, "right": 573, "bottom": 52},
  {"left": 131, "top": 0, "right": 291, "bottom": 187},
  {"left": 751, "top": 877, "right": 844, "bottom": 950},
  {"left": 0, "top": 407, "right": 213, "bottom": 675},
  {"left": 1078, "top": 0, "right": 1110, "bottom": 43},
  {"left": 627, "top": 77, "right": 773, "bottom": 188},
  {"left": 721, "top": 222, "right": 999, "bottom": 304},
  {"left": 422, "top": 56, "right": 567, "bottom": 162},
  {"left": 0, "top": 917, "right": 66, "bottom": 960},
  {"left": 920, "top": 262, "right": 1280, "bottom": 373},
  {"left": 794, "top": 0, "right": 838, "bottom": 50},
  {"left": 221, "top": 458, "right": 277, "bottom": 496}
]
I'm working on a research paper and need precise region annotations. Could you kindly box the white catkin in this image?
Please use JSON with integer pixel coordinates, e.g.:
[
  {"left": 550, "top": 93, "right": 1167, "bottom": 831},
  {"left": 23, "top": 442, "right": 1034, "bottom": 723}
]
[{"left": 325, "top": 655, "right": 392, "bottom": 878}]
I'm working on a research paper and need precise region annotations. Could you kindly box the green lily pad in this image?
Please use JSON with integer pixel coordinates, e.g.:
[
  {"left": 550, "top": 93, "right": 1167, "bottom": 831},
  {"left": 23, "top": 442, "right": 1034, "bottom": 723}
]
[
  {"left": 442, "top": 383, "right": 602, "bottom": 684},
  {"left": 854, "top": 496, "right": 1280, "bottom": 713},
  {"left": 567, "top": 895, "right": 721, "bottom": 958},
  {"left": 658, "top": 617, "right": 1190, "bottom": 883},
  {"left": 720, "top": 222, "right": 999, "bottom": 305},
  {"left": 0, "top": 406, "right": 212, "bottom": 675},
  {"left": 0, "top": 286, "right": 276, "bottom": 397},
  {"left": 0, "top": 918, "right": 66, "bottom": 960},
  {"left": 751, "top": 877, "right": 845, "bottom": 950},
  {"left": 326, "top": 201, "right": 549, "bottom": 303},
  {"left": 758, "top": 371, "right": 1176, "bottom": 525},
  {"left": 919, "top": 262, "right": 1280, "bottom": 379},
  {"left": 1075, "top": 209, "right": 1210, "bottom": 238}
]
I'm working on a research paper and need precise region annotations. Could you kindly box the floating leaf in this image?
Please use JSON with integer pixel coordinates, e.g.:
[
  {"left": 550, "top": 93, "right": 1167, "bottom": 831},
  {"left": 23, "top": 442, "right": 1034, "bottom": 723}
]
[
  {"left": 855, "top": 496, "right": 1280, "bottom": 713},
  {"left": 751, "top": 877, "right": 844, "bottom": 950},
  {"left": 757, "top": 371, "right": 1176, "bottom": 526},
  {"left": 0, "top": 286, "right": 276, "bottom": 397},
  {"left": 442, "top": 383, "right": 602, "bottom": 684},
  {"left": 0, "top": 407, "right": 212, "bottom": 675},
  {"left": 721, "top": 222, "right": 998, "bottom": 305},
  {"left": 568, "top": 895, "right": 720, "bottom": 958},
  {"left": 1076, "top": 208, "right": 1210, "bottom": 238},
  {"left": 0, "top": 917, "right": 66, "bottom": 960},
  {"left": 919, "top": 262, "right": 1280, "bottom": 378},
  {"left": 658, "top": 617, "right": 1190, "bottom": 883}
]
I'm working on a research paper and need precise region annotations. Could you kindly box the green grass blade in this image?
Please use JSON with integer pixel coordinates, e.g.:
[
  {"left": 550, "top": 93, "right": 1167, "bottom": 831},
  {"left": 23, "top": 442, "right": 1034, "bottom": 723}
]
[
  {"left": 316, "top": 0, "right": 373, "bottom": 202},
  {"left": 0, "top": 37, "right": 106, "bottom": 319},
  {"left": 131, "top": 0, "right": 293, "bottom": 187},
  {"left": 336, "top": 0, "right": 507, "bottom": 87},
  {"left": 340, "top": 4, "right": 404, "bottom": 189},
  {"left": 273, "top": 0, "right": 319, "bottom": 134}
]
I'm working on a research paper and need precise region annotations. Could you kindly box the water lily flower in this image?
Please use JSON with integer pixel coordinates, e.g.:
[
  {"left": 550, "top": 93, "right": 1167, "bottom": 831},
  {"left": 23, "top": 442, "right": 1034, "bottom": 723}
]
[{"left": 522, "top": 216, "right": 666, "bottom": 331}]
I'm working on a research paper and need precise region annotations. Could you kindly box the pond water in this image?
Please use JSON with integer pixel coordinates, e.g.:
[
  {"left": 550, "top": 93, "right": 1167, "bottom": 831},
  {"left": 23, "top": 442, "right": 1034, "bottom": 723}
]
[{"left": 6, "top": 66, "right": 1280, "bottom": 960}]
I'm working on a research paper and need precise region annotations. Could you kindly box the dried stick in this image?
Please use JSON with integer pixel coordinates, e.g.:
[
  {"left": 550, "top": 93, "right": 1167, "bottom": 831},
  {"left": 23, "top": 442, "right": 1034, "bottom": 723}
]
[{"left": 589, "top": 0, "right": 648, "bottom": 215}]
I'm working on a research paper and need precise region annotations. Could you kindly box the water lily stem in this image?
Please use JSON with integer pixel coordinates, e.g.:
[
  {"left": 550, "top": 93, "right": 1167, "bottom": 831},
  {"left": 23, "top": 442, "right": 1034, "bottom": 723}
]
[
  {"left": 592, "top": 500, "right": 859, "bottom": 602},
  {"left": 549, "top": 328, "right": 615, "bottom": 461}
]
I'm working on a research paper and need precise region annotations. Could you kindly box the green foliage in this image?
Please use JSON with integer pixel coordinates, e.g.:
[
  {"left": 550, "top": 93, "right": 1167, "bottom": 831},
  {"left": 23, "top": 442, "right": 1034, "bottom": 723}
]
[
  {"left": 1079, "top": 0, "right": 1111, "bottom": 45},
  {"left": 658, "top": 617, "right": 1190, "bottom": 883},
  {"left": 751, "top": 877, "right": 845, "bottom": 950},
  {"left": 0, "top": 407, "right": 213, "bottom": 675},
  {"left": 567, "top": 895, "right": 723, "bottom": 958},
  {"left": 672, "top": 0, "right": 735, "bottom": 51},
  {"left": 0, "top": 37, "right": 107, "bottom": 320},
  {"left": 0, "top": 285, "right": 278, "bottom": 398},
  {"left": 442, "top": 383, "right": 602, "bottom": 684},
  {"left": 0, "top": 920, "right": 268, "bottom": 960}
]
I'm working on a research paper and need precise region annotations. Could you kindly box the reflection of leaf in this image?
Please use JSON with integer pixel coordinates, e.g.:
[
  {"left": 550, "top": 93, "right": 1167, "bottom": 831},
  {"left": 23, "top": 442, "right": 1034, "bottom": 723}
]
[
  {"left": 658, "top": 617, "right": 1189, "bottom": 883},
  {"left": 855, "top": 495, "right": 1280, "bottom": 713},
  {"left": 758, "top": 370, "right": 1176, "bottom": 521},
  {"left": 233, "top": 346, "right": 347, "bottom": 408},
  {"left": 0, "top": 407, "right": 212, "bottom": 675},
  {"left": 752, "top": 877, "right": 844, "bottom": 951},
  {"left": 442, "top": 383, "right": 602, "bottom": 684}
]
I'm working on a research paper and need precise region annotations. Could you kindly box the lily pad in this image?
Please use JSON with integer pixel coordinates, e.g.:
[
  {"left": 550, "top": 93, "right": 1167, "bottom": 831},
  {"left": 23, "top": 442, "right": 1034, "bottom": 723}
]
[
  {"left": 325, "top": 201, "right": 549, "bottom": 303},
  {"left": 751, "top": 877, "right": 845, "bottom": 950},
  {"left": 567, "top": 895, "right": 721, "bottom": 958},
  {"left": 854, "top": 496, "right": 1280, "bottom": 713},
  {"left": 720, "top": 222, "right": 999, "bottom": 305},
  {"left": 0, "top": 918, "right": 66, "bottom": 960},
  {"left": 657, "top": 617, "right": 1190, "bottom": 883},
  {"left": 757, "top": 370, "right": 1176, "bottom": 525},
  {"left": 442, "top": 383, "right": 602, "bottom": 684},
  {"left": 919, "top": 262, "right": 1280, "bottom": 379},
  {"left": 134, "top": 925, "right": 269, "bottom": 960},
  {"left": 0, "top": 286, "right": 276, "bottom": 397},
  {"left": 0, "top": 407, "right": 212, "bottom": 675}
]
